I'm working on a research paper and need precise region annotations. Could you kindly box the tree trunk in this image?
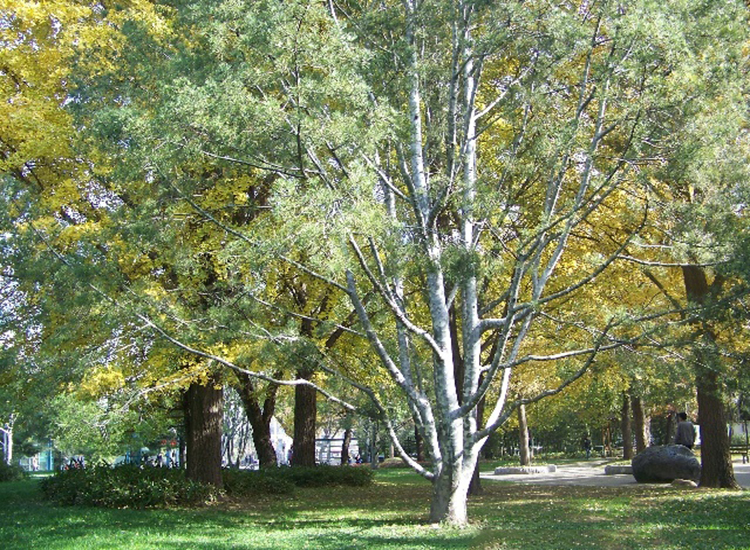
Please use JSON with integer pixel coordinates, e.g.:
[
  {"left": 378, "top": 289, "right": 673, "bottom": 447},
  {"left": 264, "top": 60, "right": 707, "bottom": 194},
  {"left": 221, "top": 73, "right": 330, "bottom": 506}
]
[
  {"left": 450, "top": 309, "right": 482, "bottom": 495},
  {"left": 184, "top": 378, "right": 223, "bottom": 488},
  {"left": 341, "top": 426, "right": 352, "bottom": 465},
  {"left": 233, "top": 372, "right": 278, "bottom": 468},
  {"left": 518, "top": 404, "right": 531, "bottom": 466},
  {"left": 428, "top": 437, "right": 482, "bottom": 525},
  {"left": 414, "top": 424, "right": 425, "bottom": 462},
  {"left": 665, "top": 412, "right": 676, "bottom": 445},
  {"left": 682, "top": 265, "right": 739, "bottom": 489},
  {"left": 430, "top": 471, "right": 468, "bottom": 525},
  {"left": 468, "top": 382, "right": 485, "bottom": 496},
  {"left": 631, "top": 393, "right": 649, "bottom": 453},
  {"left": 621, "top": 393, "right": 634, "bottom": 460},
  {"left": 369, "top": 419, "right": 378, "bottom": 468},
  {"left": 291, "top": 367, "right": 317, "bottom": 467},
  {"left": 1, "top": 413, "right": 15, "bottom": 466},
  {"left": 697, "top": 367, "right": 739, "bottom": 488}
]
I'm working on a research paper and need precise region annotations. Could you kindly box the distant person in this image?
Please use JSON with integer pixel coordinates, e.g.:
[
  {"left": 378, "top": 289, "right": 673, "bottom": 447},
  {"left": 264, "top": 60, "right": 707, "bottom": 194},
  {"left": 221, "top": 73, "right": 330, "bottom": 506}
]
[{"left": 674, "top": 412, "right": 695, "bottom": 450}]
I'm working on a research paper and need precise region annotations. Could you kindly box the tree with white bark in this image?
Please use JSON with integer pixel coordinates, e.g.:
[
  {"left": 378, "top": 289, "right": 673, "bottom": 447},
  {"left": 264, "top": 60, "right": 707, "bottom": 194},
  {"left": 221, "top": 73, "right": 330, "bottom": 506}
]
[{"left": 139, "top": 0, "right": 735, "bottom": 523}]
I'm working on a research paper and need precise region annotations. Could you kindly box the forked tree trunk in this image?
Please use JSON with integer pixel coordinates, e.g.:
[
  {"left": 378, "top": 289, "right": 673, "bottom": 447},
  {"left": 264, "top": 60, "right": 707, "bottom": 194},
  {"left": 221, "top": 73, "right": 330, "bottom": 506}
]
[
  {"left": 233, "top": 372, "right": 279, "bottom": 468},
  {"left": 631, "top": 393, "right": 649, "bottom": 453},
  {"left": 429, "top": 434, "right": 482, "bottom": 525},
  {"left": 621, "top": 393, "right": 634, "bottom": 460},
  {"left": 184, "top": 378, "right": 223, "bottom": 488},
  {"left": 291, "top": 367, "right": 317, "bottom": 467}
]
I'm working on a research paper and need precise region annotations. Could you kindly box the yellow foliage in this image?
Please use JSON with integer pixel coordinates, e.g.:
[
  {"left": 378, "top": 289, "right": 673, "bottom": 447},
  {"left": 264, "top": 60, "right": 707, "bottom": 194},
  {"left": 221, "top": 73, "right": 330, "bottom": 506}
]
[{"left": 79, "top": 366, "right": 126, "bottom": 398}]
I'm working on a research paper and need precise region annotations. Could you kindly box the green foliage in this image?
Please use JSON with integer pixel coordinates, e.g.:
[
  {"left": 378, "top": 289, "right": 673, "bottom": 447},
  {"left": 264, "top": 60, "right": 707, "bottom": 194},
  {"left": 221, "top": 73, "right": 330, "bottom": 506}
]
[
  {"left": 40, "top": 465, "right": 218, "bottom": 508},
  {"left": 221, "top": 468, "right": 295, "bottom": 496},
  {"left": 223, "top": 465, "right": 373, "bottom": 497},
  {"left": 0, "top": 462, "right": 26, "bottom": 483}
]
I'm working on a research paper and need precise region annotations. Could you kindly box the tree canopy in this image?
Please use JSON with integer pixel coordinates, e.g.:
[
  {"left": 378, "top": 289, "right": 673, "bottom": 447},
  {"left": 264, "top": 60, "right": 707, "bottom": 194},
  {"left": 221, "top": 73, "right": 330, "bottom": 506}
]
[{"left": 1, "top": 0, "right": 748, "bottom": 525}]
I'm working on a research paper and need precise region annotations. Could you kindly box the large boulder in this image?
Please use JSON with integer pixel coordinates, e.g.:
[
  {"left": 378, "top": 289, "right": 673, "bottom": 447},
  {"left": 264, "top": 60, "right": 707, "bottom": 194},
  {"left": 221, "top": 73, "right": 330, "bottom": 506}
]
[{"left": 631, "top": 445, "right": 701, "bottom": 483}]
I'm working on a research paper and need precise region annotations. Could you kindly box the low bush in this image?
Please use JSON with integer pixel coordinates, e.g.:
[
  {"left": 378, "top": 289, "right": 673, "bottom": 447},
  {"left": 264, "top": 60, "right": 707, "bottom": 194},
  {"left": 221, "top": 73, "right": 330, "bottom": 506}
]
[
  {"left": 40, "top": 465, "right": 219, "bottom": 509},
  {"left": 222, "top": 468, "right": 295, "bottom": 497},
  {"left": 0, "top": 462, "right": 26, "bottom": 482},
  {"left": 222, "top": 464, "right": 373, "bottom": 497}
]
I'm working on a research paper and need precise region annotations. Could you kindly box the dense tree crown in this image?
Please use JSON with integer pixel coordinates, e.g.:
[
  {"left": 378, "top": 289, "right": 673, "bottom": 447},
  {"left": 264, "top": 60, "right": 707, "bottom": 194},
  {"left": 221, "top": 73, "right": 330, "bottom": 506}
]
[{"left": 1, "top": 0, "right": 748, "bottom": 525}]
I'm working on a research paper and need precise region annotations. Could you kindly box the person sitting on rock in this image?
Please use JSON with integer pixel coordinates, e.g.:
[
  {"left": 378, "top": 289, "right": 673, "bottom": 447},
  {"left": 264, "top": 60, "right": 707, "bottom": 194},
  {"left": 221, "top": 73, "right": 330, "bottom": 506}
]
[{"left": 674, "top": 412, "right": 696, "bottom": 450}]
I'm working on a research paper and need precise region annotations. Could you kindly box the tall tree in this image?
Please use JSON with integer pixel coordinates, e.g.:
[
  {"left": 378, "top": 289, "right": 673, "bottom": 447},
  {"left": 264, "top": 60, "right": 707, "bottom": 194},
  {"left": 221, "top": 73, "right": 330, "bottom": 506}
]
[{"left": 682, "top": 266, "right": 740, "bottom": 488}]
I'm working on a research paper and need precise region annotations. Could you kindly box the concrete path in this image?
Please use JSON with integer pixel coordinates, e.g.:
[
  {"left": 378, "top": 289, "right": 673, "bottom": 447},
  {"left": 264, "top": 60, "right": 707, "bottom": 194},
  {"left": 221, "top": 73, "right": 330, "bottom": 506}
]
[{"left": 481, "top": 459, "right": 750, "bottom": 488}]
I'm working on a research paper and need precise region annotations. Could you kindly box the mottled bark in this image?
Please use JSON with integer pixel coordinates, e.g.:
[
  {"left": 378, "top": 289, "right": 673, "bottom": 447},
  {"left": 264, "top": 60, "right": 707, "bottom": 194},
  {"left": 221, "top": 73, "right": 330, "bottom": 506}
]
[{"left": 631, "top": 393, "right": 649, "bottom": 453}]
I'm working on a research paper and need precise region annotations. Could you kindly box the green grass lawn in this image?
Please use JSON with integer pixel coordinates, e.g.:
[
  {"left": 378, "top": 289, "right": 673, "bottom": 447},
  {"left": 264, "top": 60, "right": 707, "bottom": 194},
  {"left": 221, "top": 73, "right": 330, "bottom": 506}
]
[{"left": 2, "top": 469, "right": 749, "bottom": 549}]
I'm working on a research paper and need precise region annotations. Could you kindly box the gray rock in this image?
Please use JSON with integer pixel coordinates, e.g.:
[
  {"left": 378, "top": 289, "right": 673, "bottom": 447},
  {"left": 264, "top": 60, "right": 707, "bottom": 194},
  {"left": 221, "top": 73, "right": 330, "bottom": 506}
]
[{"left": 631, "top": 445, "right": 701, "bottom": 483}]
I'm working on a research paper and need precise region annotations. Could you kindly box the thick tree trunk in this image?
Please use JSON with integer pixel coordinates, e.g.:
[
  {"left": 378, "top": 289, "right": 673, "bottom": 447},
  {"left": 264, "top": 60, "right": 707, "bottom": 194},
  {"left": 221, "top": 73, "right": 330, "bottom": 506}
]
[
  {"left": 291, "top": 367, "right": 317, "bottom": 467},
  {"left": 621, "top": 393, "right": 634, "bottom": 460},
  {"left": 518, "top": 404, "right": 531, "bottom": 466},
  {"left": 430, "top": 473, "right": 467, "bottom": 525},
  {"left": 697, "top": 367, "right": 739, "bottom": 488},
  {"left": 184, "top": 378, "right": 224, "bottom": 488},
  {"left": 631, "top": 393, "right": 649, "bottom": 453},
  {"left": 682, "top": 265, "right": 739, "bottom": 489},
  {"left": 429, "top": 439, "right": 482, "bottom": 525},
  {"left": 233, "top": 373, "right": 278, "bottom": 468}
]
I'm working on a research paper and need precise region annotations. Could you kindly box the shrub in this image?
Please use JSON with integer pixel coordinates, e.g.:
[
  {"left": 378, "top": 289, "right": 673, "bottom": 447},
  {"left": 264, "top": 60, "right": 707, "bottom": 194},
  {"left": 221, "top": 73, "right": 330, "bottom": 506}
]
[
  {"left": 0, "top": 461, "right": 26, "bottom": 482},
  {"left": 40, "top": 465, "right": 219, "bottom": 508},
  {"left": 222, "top": 464, "right": 373, "bottom": 497},
  {"left": 222, "top": 468, "right": 295, "bottom": 497}
]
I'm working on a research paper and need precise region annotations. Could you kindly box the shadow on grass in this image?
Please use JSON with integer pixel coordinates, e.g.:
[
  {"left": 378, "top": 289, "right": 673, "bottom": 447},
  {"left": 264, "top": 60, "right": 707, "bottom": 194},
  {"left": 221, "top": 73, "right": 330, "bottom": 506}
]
[
  {"left": 4, "top": 475, "right": 750, "bottom": 549},
  {"left": 0, "top": 478, "right": 473, "bottom": 549}
]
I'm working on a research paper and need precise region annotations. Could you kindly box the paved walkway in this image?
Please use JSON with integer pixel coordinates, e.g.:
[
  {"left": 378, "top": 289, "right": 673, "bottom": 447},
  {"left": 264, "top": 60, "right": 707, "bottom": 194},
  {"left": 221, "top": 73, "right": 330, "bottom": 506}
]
[{"left": 481, "top": 459, "right": 750, "bottom": 488}]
